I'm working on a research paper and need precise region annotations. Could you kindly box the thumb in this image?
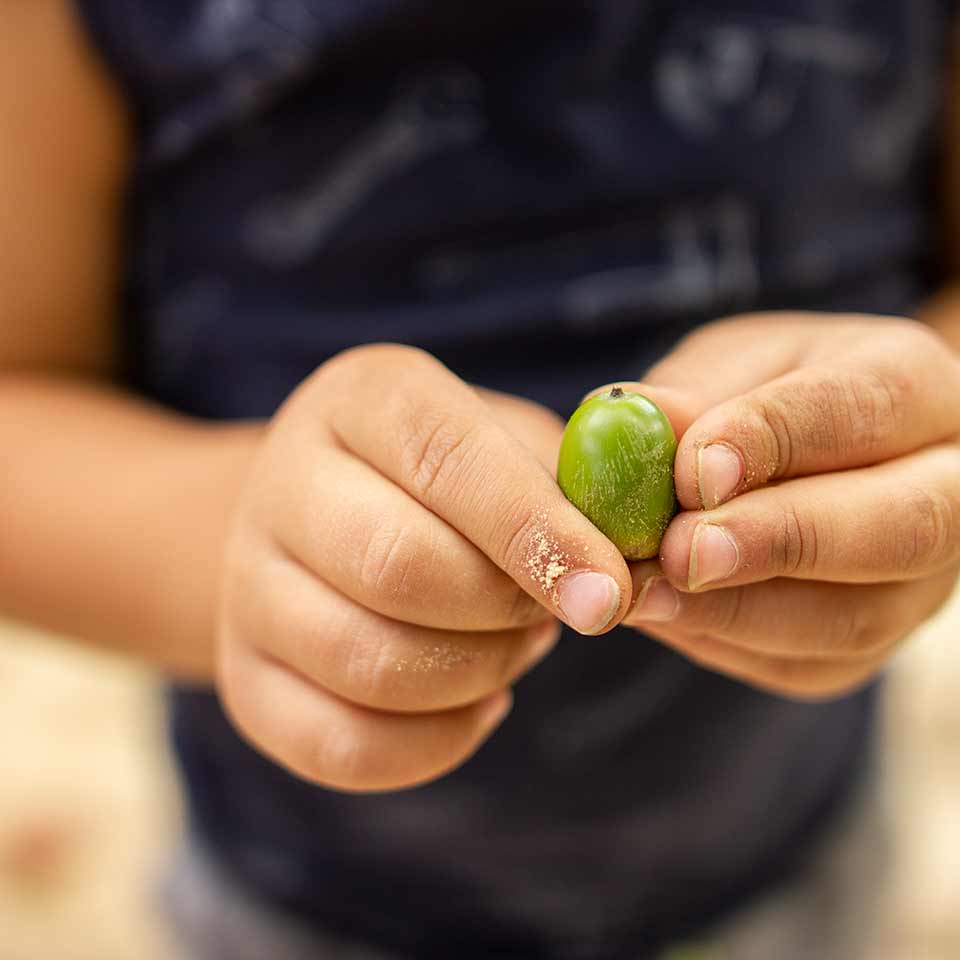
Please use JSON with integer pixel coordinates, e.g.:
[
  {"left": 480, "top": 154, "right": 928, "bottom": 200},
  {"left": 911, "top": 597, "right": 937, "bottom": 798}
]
[
  {"left": 588, "top": 314, "right": 814, "bottom": 435},
  {"left": 582, "top": 315, "right": 814, "bottom": 508},
  {"left": 643, "top": 316, "right": 808, "bottom": 407}
]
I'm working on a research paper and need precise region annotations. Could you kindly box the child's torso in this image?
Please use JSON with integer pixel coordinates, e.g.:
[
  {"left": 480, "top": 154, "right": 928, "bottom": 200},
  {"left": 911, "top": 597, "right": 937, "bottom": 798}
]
[{"left": 76, "top": 1, "right": 950, "bottom": 956}]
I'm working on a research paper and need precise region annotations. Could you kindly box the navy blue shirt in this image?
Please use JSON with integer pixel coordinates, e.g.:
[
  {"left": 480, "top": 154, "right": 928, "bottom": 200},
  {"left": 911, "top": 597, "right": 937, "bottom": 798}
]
[{"left": 76, "top": 2, "right": 953, "bottom": 957}]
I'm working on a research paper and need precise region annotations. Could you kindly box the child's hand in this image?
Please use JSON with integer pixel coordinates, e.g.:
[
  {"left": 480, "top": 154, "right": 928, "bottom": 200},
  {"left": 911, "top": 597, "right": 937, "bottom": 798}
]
[
  {"left": 622, "top": 314, "right": 960, "bottom": 700},
  {"left": 214, "top": 345, "right": 633, "bottom": 792}
]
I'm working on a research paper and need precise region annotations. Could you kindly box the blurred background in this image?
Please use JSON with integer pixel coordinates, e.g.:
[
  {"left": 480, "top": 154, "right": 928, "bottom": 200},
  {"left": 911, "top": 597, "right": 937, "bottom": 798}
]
[{"left": 0, "top": 591, "right": 958, "bottom": 960}]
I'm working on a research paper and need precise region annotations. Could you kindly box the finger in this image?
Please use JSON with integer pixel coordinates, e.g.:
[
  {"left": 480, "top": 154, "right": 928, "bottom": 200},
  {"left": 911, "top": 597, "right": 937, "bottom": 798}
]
[
  {"left": 218, "top": 637, "right": 513, "bottom": 794},
  {"left": 226, "top": 541, "right": 560, "bottom": 714},
  {"left": 640, "top": 313, "right": 818, "bottom": 405},
  {"left": 475, "top": 387, "right": 566, "bottom": 473},
  {"left": 584, "top": 314, "right": 821, "bottom": 438},
  {"left": 626, "top": 567, "right": 957, "bottom": 660},
  {"left": 266, "top": 441, "right": 547, "bottom": 631},
  {"left": 672, "top": 322, "right": 960, "bottom": 509},
  {"left": 311, "top": 345, "right": 632, "bottom": 635},
  {"left": 658, "top": 445, "right": 960, "bottom": 590},
  {"left": 647, "top": 630, "right": 886, "bottom": 702}
]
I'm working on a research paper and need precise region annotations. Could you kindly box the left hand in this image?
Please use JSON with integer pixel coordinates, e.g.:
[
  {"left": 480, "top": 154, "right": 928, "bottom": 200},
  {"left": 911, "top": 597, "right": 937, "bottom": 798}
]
[{"left": 616, "top": 313, "right": 960, "bottom": 700}]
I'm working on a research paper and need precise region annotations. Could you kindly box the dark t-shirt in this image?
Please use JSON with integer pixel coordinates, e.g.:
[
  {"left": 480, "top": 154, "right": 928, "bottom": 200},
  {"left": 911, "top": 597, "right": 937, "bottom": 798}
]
[{"left": 75, "top": 2, "right": 953, "bottom": 957}]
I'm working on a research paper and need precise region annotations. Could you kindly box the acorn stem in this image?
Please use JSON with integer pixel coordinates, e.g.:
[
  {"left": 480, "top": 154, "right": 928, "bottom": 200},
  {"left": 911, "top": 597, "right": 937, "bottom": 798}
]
[{"left": 610, "top": 386, "right": 625, "bottom": 399}]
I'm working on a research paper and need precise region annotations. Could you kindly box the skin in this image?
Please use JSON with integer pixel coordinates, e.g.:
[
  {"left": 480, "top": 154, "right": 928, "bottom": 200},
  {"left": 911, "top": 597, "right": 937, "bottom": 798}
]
[
  {"left": 610, "top": 315, "right": 960, "bottom": 701},
  {"left": 0, "top": 0, "right": 959, "bottom": 791}
]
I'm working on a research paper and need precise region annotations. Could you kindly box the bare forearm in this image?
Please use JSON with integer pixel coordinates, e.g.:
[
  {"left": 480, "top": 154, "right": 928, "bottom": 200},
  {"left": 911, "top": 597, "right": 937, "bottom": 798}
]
[{"left": 0, "top": 374, "right": 262, "bottom": 679}]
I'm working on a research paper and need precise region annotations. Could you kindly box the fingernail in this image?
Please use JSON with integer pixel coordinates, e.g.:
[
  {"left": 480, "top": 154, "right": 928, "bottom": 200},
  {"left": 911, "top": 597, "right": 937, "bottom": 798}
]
[
  {"left": 689, "top": 523, "right": 740, "bottom": 590},
  {"left": 629, "top": 577, "right": 679, "bottom": 623},
  {"left": 698, "top": 443, "right": 744, "bottom": 509},
  {"left": 481, "top": 690, "right": 513, "bottom": 728},
  {"left": 556, "top": 571, "right": 620, "bottom": 635}
]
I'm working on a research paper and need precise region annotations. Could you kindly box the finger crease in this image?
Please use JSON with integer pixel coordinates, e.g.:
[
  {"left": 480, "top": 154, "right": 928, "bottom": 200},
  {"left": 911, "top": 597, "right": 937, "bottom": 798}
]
[
  {"left": 760, "top": 401, "right": 792, "bottom": 480},
  {"left": 410, "top": 419, "right": 474, "bottom": 500}
]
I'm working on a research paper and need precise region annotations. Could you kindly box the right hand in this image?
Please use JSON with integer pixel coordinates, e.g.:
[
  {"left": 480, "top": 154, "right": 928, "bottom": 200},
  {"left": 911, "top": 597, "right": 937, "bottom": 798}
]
[{"left": 215, "top": 345, "right": 633, "bottom": 793}]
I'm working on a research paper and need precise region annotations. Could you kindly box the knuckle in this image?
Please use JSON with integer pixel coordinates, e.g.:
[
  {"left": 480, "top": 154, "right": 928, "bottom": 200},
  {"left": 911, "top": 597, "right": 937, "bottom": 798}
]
[
  {"left": 489, "top": 496, "right": 557, "bottom": 593},
  {"left": 749, "top": 394, "right": 795, "bottom": 480},
  {"left": 401, "top": 406, "right": 483, "bottom": 502},
  {"left": 839, "top": 369, "right": 903, "bottom": 453},
  {"left": 385, "top": 343, "right": 441, "bottom": 370},
  {"left": 327, "top": 342, "right": 433, "bottom": 377},
  {"left": 893, "top": 485, "right": 956, "bottom": 575},
  {"left": 496, "top": 499, "right": 540, "bottom": 571},
  {"left": 485, "top": 503, "right": 562, "bottom": 621},
  {"left": 357, "top": 523, "right": 427, "bottom": 605},
  {"left": 309, "top": 345, "right": 439, "bottom": 407},
  {"left": 303, "top": 344, "right": 371, "bottom": 395},
  {"left": 748, "top": 366, "right": 907, "bottom": 481},
  {"left": 362, "top": 633, "right": 490, "bottom": 710},
  {"left": 805, "top": 370, "right": 885, "bottom": 460},
  {"left": 773, "top": 501, "right": 820, "bottom": 577},
  {"left": 339, "top": 623, "right": 392, "bottom": 707}
]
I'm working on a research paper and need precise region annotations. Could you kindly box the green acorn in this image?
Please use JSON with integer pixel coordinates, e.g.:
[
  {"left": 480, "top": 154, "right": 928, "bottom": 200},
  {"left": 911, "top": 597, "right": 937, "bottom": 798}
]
[{"left": 557, "top": 387, "right": 678, "bottom": 560}]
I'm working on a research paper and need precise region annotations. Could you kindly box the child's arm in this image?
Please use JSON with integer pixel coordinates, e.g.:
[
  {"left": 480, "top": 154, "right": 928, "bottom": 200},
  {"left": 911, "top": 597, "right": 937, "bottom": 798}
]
[
  {"left": 2, "top": 2, "right": 634, "bottom": 791},
  {"left": 0, "top": 1, "right": 262, "bottom": 677}
]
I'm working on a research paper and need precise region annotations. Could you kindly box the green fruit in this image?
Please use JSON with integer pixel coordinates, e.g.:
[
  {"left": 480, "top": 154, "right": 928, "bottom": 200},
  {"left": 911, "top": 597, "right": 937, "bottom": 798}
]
[{"left": 557, "top": 387, "right": 677, "bottom": 560}]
